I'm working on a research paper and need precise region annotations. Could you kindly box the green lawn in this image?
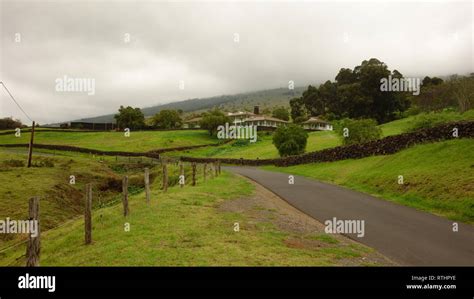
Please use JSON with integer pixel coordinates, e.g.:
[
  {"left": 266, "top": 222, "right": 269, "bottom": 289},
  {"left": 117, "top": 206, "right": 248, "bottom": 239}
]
[
  {"left": 264, "top": 139, "right": 474, "bottom": 224},
  {"left": 169, "top": 130, "right": 341, "bottom": 159},
  {"left": 0, "top": 171, "right": 386, "bottom": 266},
  {"left": 0, "top": 130, "right": 216, "bottom": 152}
]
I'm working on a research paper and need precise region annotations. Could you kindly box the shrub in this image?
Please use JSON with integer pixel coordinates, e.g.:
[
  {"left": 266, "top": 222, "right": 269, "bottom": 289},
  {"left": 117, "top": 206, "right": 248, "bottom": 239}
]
[
  {"left": 338, "top": 118, "right": 382, "bottom": 145},
  {"left": 32, "top": 158, "right": 55, "bottom": 168},
  {"left": 2, "top": 159, "right": 25, "bottom": 167},
  {"left": 272, "top": 125, "right": 308, "bottom": 157}
]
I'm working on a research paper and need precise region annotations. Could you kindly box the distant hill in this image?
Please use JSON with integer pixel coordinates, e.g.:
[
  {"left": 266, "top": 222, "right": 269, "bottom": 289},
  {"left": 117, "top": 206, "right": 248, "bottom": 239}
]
[{"left": 71, "top": 87, "right": 305, "bottom": 123}]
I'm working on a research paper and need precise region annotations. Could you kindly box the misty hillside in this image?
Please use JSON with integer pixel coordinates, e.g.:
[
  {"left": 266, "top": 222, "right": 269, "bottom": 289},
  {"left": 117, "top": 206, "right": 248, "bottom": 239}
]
[{"left": 73, "top": 87, "right": 305, "bottom": 123}]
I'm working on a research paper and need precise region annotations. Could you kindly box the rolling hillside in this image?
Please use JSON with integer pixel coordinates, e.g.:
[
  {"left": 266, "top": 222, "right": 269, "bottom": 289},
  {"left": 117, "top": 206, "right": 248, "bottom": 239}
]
[{"left": 70, "top": 87, "right": 305, "bottom": 124}]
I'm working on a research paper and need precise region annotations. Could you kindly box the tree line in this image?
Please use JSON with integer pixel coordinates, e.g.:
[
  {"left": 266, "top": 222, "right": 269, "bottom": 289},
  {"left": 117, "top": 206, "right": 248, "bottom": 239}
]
[{"left": 290, "top": 58, "right": 474, "bottom": 125}]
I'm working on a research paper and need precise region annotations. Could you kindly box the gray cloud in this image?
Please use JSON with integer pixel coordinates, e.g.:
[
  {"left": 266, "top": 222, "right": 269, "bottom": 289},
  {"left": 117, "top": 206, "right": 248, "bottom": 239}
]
[{"left": 1, "top": 0, "right": 472, "bottom": 124}]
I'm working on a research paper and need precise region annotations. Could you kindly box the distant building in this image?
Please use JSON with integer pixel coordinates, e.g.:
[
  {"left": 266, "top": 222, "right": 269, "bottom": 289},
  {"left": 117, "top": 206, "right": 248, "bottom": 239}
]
[
  {"left": 182, "top": 117, "right": 202, "bottom": 129},
  {"left": 240, "top": 106, "right": 288, "bottom": 130},
  {"left": 226, "top": 111, "right": 256, "bottom": 125},
  {"left": 60, "top": 122, "right": 116, "bottom": 130},
  {"left": 301, "top": 117, "right": 333, "bottom": 131},
  {"left": 242, "top": 115, "right": 289, "bottom": 129}
]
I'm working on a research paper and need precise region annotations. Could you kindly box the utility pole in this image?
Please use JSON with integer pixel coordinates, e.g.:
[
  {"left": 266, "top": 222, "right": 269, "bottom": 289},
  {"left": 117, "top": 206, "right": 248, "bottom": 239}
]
[{"left": 27, "top": 121, "right": 35, "bottom": 168}]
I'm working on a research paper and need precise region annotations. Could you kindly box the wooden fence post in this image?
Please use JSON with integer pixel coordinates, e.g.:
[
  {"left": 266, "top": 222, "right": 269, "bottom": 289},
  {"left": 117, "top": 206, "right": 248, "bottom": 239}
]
[
  {"left": 192, "top": 162, "right": 197, "bottom": 186},
  {"left": 179, "top": 162, "right": 184, "bottom": 188},
  {"left": 144, "top": 168, "right": 150, "bottom": 204},
  {"left": 214, "top": 162, "right": 218, "bottom": 177},
  {"left": 27, "top": 121, "right": 35, "bottom": 168},
  {"left": 84, "top": 184, "right": 92, "bottom": 245},
  {"left": 162, "top": 159, "right": 168, "bottom": 192},
  {"left": 203, "top": 163, "right": 207, "bottom": 183},
  {"left": 210, "top": 163, "right": 215, "bottom": 179},
  {"left": 26, "top": 196, "right": 40, "bottom": 266},
  {"left": 217, "top": 161, "right": 221, "bottom": 175},
  {"left": 122, "top": 176, "right": 129, "bottom": 216}
]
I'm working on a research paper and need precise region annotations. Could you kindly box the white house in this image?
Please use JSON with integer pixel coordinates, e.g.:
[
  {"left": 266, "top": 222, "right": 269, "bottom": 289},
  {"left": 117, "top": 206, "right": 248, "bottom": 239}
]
[
  {"left": 227, "top": 111, "right": 256, "bottom": 125},
  {"left": 302, "top": 117, "right": 333, "bottom": 131},
  {"left": 242, "top": 115, "right": 289, "bottom": 129},
  {"left": 182, "top": 117, "right": 202, "bottom": 129}
]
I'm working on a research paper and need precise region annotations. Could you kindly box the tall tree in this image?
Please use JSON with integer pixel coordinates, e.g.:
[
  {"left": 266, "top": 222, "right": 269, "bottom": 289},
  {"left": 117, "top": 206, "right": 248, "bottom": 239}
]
[
  {"left": 114, "top": 106, "right": 145, "bottom": 130},
  {"left": 289, "top": 97, "right": 307, "bottom": 123},
  {"left": 152, "top": 110, "right": 182, "bottom": 129},
  {"left": 272, "top": 106, "right": 290, "bottom": 121},
  {"left": 199, "top": 109, "right": 230, "bottom": 136}
]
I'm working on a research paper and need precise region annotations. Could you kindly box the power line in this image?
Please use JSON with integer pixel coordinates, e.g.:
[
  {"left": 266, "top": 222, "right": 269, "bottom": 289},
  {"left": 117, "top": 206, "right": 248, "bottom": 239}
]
[{"left": 0, "top": 81, "right": 34, "bottom": 123}]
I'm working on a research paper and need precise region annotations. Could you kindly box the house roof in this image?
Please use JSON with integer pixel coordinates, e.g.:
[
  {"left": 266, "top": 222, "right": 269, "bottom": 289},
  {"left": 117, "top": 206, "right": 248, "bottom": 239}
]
[
  {"left": 302, "top": 117, "right": 329, "bottom": 124},
  {"left": 227, "top": 111, "right": 256, "bottom": 117},
  {"left": 184, "top": 117, "right": 202, "bottom": 123},
  {"left": 244, "top": 115, "right": 289, "bottom": 123}
]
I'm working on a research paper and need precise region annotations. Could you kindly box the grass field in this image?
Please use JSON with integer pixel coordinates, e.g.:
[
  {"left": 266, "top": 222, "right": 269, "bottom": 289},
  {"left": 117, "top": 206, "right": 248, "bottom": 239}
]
[
  {"left": 168, "top": 109, "right": 474, "bottom": 159},
  {"left": 264, "top": 139, "right": 474, "bottom": 224},
  {"left": 168, "top": 130, "right": 341, "bottom": 159},
  {"left": 379, "top": 109, "right": 474, "bottom": 137},
  {"left": 0, "top": 130, "right": 216, "bottom": 152},
  {"left": 0, "top": 170, "right": 389, "bottom": 266},
  {"left": 0, "top": 149, "right": 165, "bottom": 248}
]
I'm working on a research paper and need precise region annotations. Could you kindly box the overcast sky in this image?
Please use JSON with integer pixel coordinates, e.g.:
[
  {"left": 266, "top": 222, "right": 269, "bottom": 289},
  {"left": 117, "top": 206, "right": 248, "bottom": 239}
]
[{"left": 1, "top": 0, "right": 472, "bottom": 124}]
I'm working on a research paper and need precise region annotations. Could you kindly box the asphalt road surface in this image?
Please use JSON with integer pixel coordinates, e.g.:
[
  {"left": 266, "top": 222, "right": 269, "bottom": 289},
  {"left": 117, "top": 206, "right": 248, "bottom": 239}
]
[{"left": 225, "top": 166, "right": 474, "bottom": 266}]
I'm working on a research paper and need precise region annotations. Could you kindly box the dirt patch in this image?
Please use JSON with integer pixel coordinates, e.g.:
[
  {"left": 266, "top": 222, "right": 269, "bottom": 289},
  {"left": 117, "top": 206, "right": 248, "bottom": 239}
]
[{"left": 219, "top": 176, "right": 397, "bottom": 266}]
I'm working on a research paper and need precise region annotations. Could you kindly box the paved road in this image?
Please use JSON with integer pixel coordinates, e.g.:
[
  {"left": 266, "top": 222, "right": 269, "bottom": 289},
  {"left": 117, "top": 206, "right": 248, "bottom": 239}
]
[{"left": 225, "top": 166, "right": 474, "bottom": 266}]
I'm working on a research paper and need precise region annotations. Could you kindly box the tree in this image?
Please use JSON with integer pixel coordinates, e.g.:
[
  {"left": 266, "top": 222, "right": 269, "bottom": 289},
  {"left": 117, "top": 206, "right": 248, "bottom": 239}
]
[
  {"left": 337, "top": 118, "right": 381, "bottom": 145},
  {"left": 294, "top": 58, "right": 410, "bottom": 124},
  {"left": 423, "top": 76, "right": 444, "bottom": 86},
  {"left": 114, "top": 106, "right": 145, "bottom": 130},
  {"left": 289, "top": 97, "right": 307, "bottom": 122},
  {"left": 451, "top": 77, "right": 474, "bottom": 112},
  {"left": 335, "top": 68, "right": 357, "bottom": 85},
  {"left": 272, "top": 106, "right": 290, "bottom": 121},
  {"left": 199, "top": 109, "right": 230, "bottom": 136},
  {"left": 0, "top": 117, "right": 24, "bottom": 130},
  {"left": 151, "top": 110, "right": 182, "bottom": 129},
  {"left": 422, "top": 76, "right": 432, "bottom": 86},
  {"left": 272, "top": 124, "right": 308, "bottom": 157}
]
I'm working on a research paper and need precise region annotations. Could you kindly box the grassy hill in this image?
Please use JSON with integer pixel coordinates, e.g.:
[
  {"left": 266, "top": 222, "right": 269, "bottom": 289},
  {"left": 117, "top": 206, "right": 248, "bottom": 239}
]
[
  {"left": 379, "top": 109, "right": 474, "bottom": 137},
  {"left": 70, "top": 87, "right": 305, "bottom": 124},
  {"left": 264, "top": 139, "right": 474, "bottom": 224},
  {"left": 0, "top": 130, "right": 216, "bottom": 152},
  {"left": 169, "top": 109, "right": 474, "bottom": 159},
  {"left": 169, "top": 130, "right": 340, "bottom": 159},
  {"left": 0, "top": 165, "right": 390, "bottom": 266},
  {"left": 0, "top": 150, "right": 134, "bottom": 248}
]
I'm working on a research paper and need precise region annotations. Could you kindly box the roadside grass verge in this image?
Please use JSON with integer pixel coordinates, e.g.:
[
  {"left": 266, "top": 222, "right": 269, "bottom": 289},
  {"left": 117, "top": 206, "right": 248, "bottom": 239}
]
[
  {"left": 264, "top": 139, "right": 474, "bottom": 224},
  {"left": 0, "top": 171, "right": 387, "bottom": 266}
]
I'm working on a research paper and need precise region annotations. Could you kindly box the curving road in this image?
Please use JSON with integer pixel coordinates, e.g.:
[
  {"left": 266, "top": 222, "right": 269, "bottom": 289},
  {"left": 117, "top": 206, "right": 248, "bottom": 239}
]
[{"left": 225, "top": 166, "right": 474, "bottom": 266}]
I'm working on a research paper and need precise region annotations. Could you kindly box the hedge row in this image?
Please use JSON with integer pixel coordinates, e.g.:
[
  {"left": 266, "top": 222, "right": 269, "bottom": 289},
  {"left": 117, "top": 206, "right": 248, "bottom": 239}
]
[{"left": 180, "top": 121, "right": 474, "bottom": 167}]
